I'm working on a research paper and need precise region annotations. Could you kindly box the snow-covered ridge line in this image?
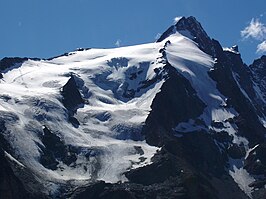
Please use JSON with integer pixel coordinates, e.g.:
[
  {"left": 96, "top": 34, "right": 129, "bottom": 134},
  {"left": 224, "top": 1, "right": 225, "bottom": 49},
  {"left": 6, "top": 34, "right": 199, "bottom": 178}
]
[
  {"left": 4, "top": 151, "right": 25, "bottom": 168},
  {"left": 0, "top": 37, "right": 171, "bottom": 194},
  {"left": 1, "top": 18, "right": 265, "bottom": 198}
]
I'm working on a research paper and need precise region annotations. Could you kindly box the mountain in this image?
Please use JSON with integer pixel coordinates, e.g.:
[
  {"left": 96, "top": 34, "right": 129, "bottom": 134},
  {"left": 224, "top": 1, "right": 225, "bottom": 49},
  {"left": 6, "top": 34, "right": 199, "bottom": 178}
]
[{"left": 1, "top": 16, "right": 266, "bottom": 199}]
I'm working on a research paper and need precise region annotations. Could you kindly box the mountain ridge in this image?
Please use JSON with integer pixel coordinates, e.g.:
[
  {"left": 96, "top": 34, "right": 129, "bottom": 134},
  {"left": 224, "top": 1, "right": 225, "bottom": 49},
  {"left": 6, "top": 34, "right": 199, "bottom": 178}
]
[{"left": 0, "top": 16, "right": 266, "bottom": 199}]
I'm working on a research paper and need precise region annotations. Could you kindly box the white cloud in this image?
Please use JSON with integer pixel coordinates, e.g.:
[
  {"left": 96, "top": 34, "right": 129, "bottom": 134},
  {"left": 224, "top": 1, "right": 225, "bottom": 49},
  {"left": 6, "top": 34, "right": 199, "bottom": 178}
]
[
  {"left": 257, "top": 41, "right": 266, "bottom": 53},
  {"left": 173, "top": 16, "right": 182, "bottom": 24},
  {"left": 241, "top": 18, "right": 266, "bottom": 40},
  {"left": 115, "top": 39, "right": 121, "bottom": 47},
  {"left": 260, "top": 12, "right": 266, "bottom": 17}
]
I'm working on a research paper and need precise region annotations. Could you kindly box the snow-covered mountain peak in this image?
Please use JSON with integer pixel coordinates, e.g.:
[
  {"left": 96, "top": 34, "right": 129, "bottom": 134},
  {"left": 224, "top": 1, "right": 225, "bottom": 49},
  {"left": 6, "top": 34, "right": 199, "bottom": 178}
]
[
  {"left": 1, "top": 16, "right": 266, "bottom": 199},
  {"left": 0, "top": 32, "right": 214, "bottom": 196},
  {"left": 157, "top": 16, "right": 215, "bottom": 57},
  {"left": 157, "top": 16, "right": 207, "bottom": 40}
]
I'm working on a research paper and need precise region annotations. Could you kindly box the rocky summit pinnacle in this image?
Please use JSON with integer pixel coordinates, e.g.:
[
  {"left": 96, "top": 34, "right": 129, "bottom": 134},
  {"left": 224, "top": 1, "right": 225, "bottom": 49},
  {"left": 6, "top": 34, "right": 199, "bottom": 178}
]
[
  {"left": 157, "top": 16, "right": 213, "bottom": 55},
  {"left": 1, "top": 16, "right": 266, "bottom": 199}
]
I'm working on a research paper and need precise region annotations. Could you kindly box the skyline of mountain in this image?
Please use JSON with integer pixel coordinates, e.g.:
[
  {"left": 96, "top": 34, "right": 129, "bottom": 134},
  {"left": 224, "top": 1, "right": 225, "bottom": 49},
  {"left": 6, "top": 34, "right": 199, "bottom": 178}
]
[
  {"left": 1, "top": 0, "right": 266, "bottom": 64},
  {"left": 1, "top": 15, "right": 266, "bottom": 199}
]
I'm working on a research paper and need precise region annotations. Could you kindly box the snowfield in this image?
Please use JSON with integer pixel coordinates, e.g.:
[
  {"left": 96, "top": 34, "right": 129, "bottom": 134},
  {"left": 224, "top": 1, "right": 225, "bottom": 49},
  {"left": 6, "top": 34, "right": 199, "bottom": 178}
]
[
  {"left": 0, "top": 30, "right": 257, "bottom": 197},
  {"left": 0, "top": 39, "right": 168, "bottom": 192}
]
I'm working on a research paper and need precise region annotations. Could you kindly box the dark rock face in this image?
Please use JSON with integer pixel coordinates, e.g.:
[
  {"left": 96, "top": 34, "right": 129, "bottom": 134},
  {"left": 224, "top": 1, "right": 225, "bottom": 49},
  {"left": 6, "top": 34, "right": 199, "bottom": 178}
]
[
  {"left": 227, "top": 143, "right": 246, "bottom": 159},
  {"left": 0, "top": 57, "right": 28, "bottom": 72},
  {"left": 244, "top": 144, "right": 266, "bottom": 176},
  {"left": 61, "top": 75, "right": 85, "bottom": 127},
  {"left": 71, "top": 180, "right": 188, "bottom": 199},
  {"left": 0, "top": 149, "right": 33, "bottom": 199},
  {"left": 39, "top": 126, "right": 77, "bottom": 170},
  {"left": 0, "top": 57, "right": 40, "bottom": 72},
  {"left": 208, "top": 45, "right": 266, "bottom": 144},
  {"left": 126, "top": 149, "right": 181, "bottom": 185},
  {"left": 61, "top": 75, "right": 84, "bottom": 111},
  {"left": 143, "top": 63, "right": 206, "bottom": 146},
  {"left": 139, "top": 60, "right": 246, "bottom": 198},
  {"left": 250, "top": 55, "right": 266, "bottom": 102},
  {"left": 222, "top": 50, "right": 266, "bottom": 122},
  {"left": 244, "top": 143, "right": 266, "bottom": 198}
]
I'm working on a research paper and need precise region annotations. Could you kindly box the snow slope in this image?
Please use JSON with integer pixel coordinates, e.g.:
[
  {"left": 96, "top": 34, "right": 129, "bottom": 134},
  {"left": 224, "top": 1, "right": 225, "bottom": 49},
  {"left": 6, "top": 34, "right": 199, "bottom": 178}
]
[
  {"left": 164, "top": 33, "right": 254, "bottom": 196},
  {"left": 0, "top": 30, "right": 257, "bottom": 197},
  {"left": 166, "top": 33, "right": 247, "bottom": 145}
]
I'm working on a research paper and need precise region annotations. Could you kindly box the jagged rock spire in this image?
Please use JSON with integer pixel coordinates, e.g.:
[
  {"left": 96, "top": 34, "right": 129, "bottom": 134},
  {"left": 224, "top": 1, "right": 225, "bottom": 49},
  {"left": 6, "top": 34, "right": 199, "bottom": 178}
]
[{"left": 157, "top": 16, "right": 214, "bottom": 56}]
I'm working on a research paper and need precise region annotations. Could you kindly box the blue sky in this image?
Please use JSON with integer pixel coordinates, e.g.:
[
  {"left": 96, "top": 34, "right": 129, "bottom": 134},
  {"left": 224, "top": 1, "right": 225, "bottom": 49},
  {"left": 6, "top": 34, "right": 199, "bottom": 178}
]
[{"left": 1, "top": 0, "right": 265, "bottom": 64}]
